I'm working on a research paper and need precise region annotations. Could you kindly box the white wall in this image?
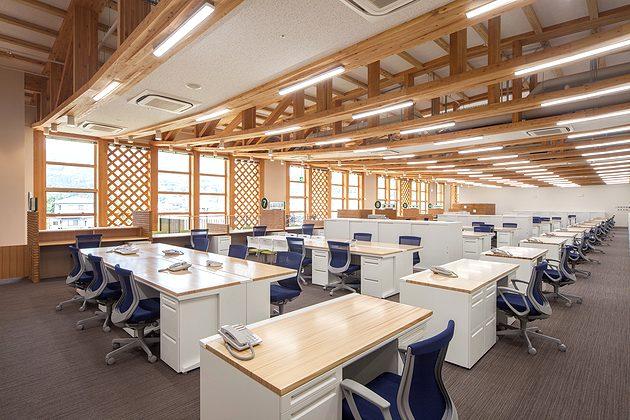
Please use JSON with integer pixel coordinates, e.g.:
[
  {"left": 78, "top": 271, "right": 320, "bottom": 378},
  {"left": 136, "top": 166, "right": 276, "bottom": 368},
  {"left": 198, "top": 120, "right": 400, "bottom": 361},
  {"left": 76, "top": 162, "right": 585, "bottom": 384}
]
[
  {"left": 262, "top": 160, "right": 286, "bottom": 202},
  {"left": 0, "top": 68, "right": 27, "bottom": 246},
  {"left": 459, "top": 184, "right": 630, "bottom": 227}
]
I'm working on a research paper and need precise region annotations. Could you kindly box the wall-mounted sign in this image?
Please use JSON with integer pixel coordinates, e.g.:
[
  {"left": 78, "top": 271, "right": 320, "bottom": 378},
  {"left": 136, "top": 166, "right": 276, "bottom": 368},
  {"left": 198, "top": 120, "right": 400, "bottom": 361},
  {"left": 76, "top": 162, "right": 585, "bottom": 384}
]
[
  {"left": 269, "top": 201, "right": 285, "bottom": 210},
  {"left": 402, "top": 203, "right": 409, "bottom": 209},
  {"left": 261, "top": 197, "right": 269, "bottom": 209},
  {"left": 375, "top": 200, "right": 382, "bottom": 209}
]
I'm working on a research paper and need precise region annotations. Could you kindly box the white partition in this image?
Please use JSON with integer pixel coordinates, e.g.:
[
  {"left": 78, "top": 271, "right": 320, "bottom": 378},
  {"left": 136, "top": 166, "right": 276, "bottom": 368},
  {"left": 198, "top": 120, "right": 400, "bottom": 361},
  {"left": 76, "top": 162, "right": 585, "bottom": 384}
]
[
  {"left": 324, "top": 219, "right": 350, "bottom": 239},
  {"left": 378, "top": 221, "right": 412, "bottom": 243},
  {"left": 349, "top": 219, "right": 379, "bottom": 241},
  {"left": 438, "top": 213, "right": 532, "bottom": 243}
]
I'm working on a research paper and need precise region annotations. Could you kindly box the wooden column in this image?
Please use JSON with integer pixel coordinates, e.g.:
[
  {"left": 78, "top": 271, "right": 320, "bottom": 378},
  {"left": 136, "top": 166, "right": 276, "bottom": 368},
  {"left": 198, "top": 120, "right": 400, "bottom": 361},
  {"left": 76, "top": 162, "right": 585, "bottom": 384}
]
[
  {"left": 192, "top": 151, "right": 200, "bottom": 228},
  {"left": 333, "top": 99, "right": 343, "bottom": 134},
  {"left": 293, "top": 90, "right": 305, "bottom": 139},
  {"left": 316, "top": 80, "right": 333, "bottom": 112},
  {"left": 449, "top": 29, "right": 467, "bottom": 76},
  {"left": 33, "top": 130, "right": 46, "bottom": 229},
  {"left": 511, "top": 40, "right": 523, "bottom": 122},
  {"left": 403, "top": 73, "right": 415, "bottom": 120},
  {"left": 47, "top": 63, "right": 63, "bottom": 114},
  {"left": 97, "top": 140, "right": 108, "bottom": 226},
  {"left": 72, "top": 2, "right": 99, "bottom": 91},
  {"left": 367, "top": 61, "right": 380, "bottom": 127},
  {"left": 150, "top": 145, "right": 159, "bottom": 231},
  {"left": 431, "top": 98, "right": 441, "bottom": 116},
  {"left": 242, "top": 107, "right": 256, "bottom": 130},
  {"left": 118, "top": 0, "right": 151, "bottom": 46},
  {"left": 487, "top": 16, "right": 502, "bottom": 104}
]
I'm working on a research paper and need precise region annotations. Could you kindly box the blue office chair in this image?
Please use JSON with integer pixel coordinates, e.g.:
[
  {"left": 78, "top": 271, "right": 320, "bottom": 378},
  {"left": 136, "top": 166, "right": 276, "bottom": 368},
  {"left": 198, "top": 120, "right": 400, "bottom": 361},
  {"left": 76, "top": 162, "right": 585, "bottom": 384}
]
[
  {"left": 270, "top": 251, "right": 303, "bottom": 316},
  {"left": 56, "top": 245, "right": 94, "bottom": 312},
  {"left": 503, "top": 222, "right": 517, "bottom": 228},
  {"left": 76, "top": 254, "right": 122, "bottom": 332},
  {"left": 540, "top": 217, "right": 550, "bottom": 222},
  {"left": 302, "top": 223, "right": 315, "bottom": 236},
  {"left": 190, "top": 229, "right": 209, "bottom": 249},
  {"left": 286, "top": 236, "right": 311, "bottom": 284},
  {"left": 399, "top": 235, "right": 421, "bottom": 267},
  {"left": 76, "top": 234, "right": 102, "bottom": 249},
  {"left": 327, "top": 241, "right": 361, "bottom": 296},
  {"left": 543, "top": 245, "right": 583, "bottom": 307},
  {"left": 473, "top": 225, "right": 493, "bottom": 233},
  {"left": 496, "top": 261, "right": 567, "bottom": 355},
  {"left": 192, "top": 236, "right": 210, "bottom": 252},
  {"left": 353, "top": 232, "right": 372, "bottom": 242},
  {"left": 106, "top": 265, "right": 160, "bottom": 365},
  {"left": 252, "top": 225, "right": 267, "bottom": 237},
  {"left": 472, "top": 221, "right": 485, "bottom": 227},
  {"left": 341, "top": 320, "right": 457, "bottom": 420},
  {"left": 228, "top": 244, "right": 248, "bottom": 259}
]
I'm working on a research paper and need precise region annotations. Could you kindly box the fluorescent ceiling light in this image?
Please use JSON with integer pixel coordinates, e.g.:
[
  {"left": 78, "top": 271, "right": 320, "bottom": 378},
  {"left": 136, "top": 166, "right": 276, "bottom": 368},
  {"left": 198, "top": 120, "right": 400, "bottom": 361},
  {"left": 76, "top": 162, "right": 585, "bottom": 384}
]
[
  {"left": 92, "top": 80, "right": 121, "bottom": 101},
  {"left": 466, "top": 0, "right": 519, "bottom": 19},
  {"left": 434, "top": 136, "right": 483, "bottom": 146},
  {"left": 427, "top": 164, "right": 455, "bottom": 169},
  {"left": 594, "top": 164, "right": 630, "bottom": 171},
  {"left": 407, "top": 160, "right": 438, "bottom": 165},
  {"left": 383, "top": 154, "right": 415, "bottom": 160},
  {"left": 196, "top": 108, "right": 230, "bottom": 122},
  {"left": 279, "top": 66, "right": 345, "bottom": 96},
  {"left": 587, "top": 154, "right": 630, "bottom": 162},
  {"left": 314, "top": 137, "right": 352, "bottom": 146},
  {"left": 459, "top": 146, "right": 504, "bottom": 155},
  {"left": 582, "top": 147, "right": 630, "bottom": 157},
  {"left": 557, "top": 108, "right": 630, "bottom": 125},
  {"left": 568, "top": 125, "right": 630, "bottom": 139},
  {"left": 352, "top": 101, "right": 414, "bottom": 120},
  {"left": 493, "top": 160, "right": 530, "bottom": 166},
  {"left": 353, "top": 147, "right": 388, "bottom": 153},
  {"left": 511, "top": 165, "right": 540, "bottom": 170},
  {"left": 264, "top": 125, "right": 302, "bottom": 136},
  {"left": 515, "top": 39, "right": 630, "bottom": 76},
  {"left": 541, "top": 83, "right": 630, "bottom": 107},
  {"left": 153, "top": 3, "right": 215, "bottom": 57},
  {"left": 478, "top": 154, "right": 520, "bottom": 160},
  {"left": 576, "top": 139, "right": 630, "bottom": 149},
  {"left": 590, "top": 158, "right": 630, "bottom": 166},
  {"left": 400, "top": 122, "right": 455, "bottom": 135},
  {"left": 465, "top": 171, "right": 484, "bottom": 175}
]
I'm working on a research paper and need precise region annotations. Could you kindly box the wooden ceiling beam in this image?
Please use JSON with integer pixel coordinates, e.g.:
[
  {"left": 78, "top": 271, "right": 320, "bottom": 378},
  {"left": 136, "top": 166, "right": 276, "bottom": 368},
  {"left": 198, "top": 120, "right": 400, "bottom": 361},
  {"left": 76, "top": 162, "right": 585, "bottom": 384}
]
[
  {"left": 0, "top": 33, "right": 51, "bottom": 54},
  {"left": 0, "top": 50, "right": 46, "bottom": 66},
  {"left": 521, "top": 4, "right": 563, "bottom": 77},
  {"left": 0, "top": 12, "right": 58, "bottom": 37},
  {"left": 14, "top": 0, "right": 67, "bottom": 18}
]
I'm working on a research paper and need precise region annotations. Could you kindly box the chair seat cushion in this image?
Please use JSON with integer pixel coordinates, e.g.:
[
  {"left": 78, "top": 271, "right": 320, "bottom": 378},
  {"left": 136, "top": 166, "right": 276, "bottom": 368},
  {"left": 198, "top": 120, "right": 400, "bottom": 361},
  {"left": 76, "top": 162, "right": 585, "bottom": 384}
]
[
  {"left": 543, "top": 268, "right": 561, "bottom": 280},
  {"left": 342, "top": 372, "right": 402, "bottom": 420},
  {"left": 99, "top": 283, "right": 121, "bottom": 300},
  {"left": 302, "top": 257, "right": 312, "bottom": 266},
  {"left": 497, "top": 292, "right": 540, "bottom": 316},
  {"left": 344, "top": 264, "right": 361, "bottom": 274},
  {"left": 270, "top": 284, "right": 301, "bottom": 303},
  {"left": 128, "top": 298, "right": 160, "bottom": 323}
]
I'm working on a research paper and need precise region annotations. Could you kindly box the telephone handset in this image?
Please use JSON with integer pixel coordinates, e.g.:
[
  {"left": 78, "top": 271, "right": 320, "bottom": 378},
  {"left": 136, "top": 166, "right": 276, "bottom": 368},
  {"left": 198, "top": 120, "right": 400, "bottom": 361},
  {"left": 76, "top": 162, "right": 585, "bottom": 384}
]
[
  {"left": 162, "top": 249, "right": 184, "bottom": 256},
  {"left": 528, "top": 238, "right": 543, "bottom": 243},
  {"left": 159, "top": 261, "right": 191, "bottom": 273},
  {"left": 430, "top": 266, "right": 458, "bottom": 278},
  {"left": 491, "top": 248, "right": 513, "bottom": 257},
  {"left": 219, "top": 324, "right": 262, "bottom": 361},
  {"left": 109, "top": 244, "right": 139, "bottom": 255}
]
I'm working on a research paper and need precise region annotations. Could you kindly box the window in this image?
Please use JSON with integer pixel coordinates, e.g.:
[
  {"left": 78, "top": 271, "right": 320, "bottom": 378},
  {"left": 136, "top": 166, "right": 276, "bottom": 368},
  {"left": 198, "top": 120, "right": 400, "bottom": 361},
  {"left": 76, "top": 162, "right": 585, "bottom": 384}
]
[
  {"left": 347, "top": 172, "right": 362, "bottom": 210},
  {"left": 199, "top": 155, "right": 227, "bottom": 224},
  {"left": 45, "top": 138, "right": 96, "bottom": 230},
  {"left": 411, "top": 180, "right": 418, "bottom": 208},
  {"left": 288, "top": 165, "right": 307, "bottom": 226},
  {"left": 157, "top": 151, "right": 191, "bottom": 232},
  {"left": 436, "top": 183, "right": 445, "bottom": 208},
  {"left": 376, "top": 176, "right": 398, "bottom": 209},
  {"left": 420, "top": 181, "right": 428, "bottom": 212},
  {"left": 330, "top": 171, "right": 345, "bottom": 218}
]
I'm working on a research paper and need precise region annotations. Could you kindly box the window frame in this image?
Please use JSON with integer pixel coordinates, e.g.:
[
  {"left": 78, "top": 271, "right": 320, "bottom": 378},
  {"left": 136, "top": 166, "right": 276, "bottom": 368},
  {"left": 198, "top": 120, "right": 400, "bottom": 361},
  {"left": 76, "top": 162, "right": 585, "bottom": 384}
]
[
  {"left": 157, "top": 150, "right": 192, "bottom": 218},
  {"left": 436, "top": 182, "right": 445, "bottom": 208},
  {"left": 198, "top": 155, "right": 228, "bottom": 224},
  {"left": 287, "top": 164, "right": 308, "bottom": 226}
]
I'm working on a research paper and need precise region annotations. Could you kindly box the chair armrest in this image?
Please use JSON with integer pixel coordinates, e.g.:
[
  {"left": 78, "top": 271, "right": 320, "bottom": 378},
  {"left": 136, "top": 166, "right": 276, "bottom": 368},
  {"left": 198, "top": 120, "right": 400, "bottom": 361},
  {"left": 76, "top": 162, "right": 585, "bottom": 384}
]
[
  {"left": 510, "top": 279, "right": 529, "bottom": 288},
  {"left": 497, "top": 286, "right": 530, "bottom": 317},
  {"left": 340, "top": 379, "right": 392, "bottom": 420}
]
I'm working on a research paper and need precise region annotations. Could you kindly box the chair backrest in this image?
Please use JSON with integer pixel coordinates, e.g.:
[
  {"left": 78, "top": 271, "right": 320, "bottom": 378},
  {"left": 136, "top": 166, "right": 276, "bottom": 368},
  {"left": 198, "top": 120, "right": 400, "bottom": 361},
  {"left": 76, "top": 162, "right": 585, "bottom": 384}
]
[
  {"left": 560, "top": 245, "right": 577, "bottom": 281},
  {"left": 85, "top": 254, "right": 109, "bottom": 298},
  {"left": 471, "top": 221, "right": 485, "bottom": 226},
  {"left": 192, "top": 236, "right": 210, "bottom": 252},
  {"left": 253, "top": 225, "right": 267, "bottom": 237},
  {"left": 274, "top": 251, "right": 302, "bottom": 291},
  {"left": 353, "top": 232, "right": 372, "bottom": 242},
  {"left": 227, "top": 244, "right": 248, "bottom": 259},
  {"left": 552, "top": 217, "right": 561, "bottom": 221},
  {"left": 526, "top": 261, "right": 552, "bottom": 316},
  {"left": 399, "top": 235, "right": 421, "bottom": 265},
  {"left": 66, "top": 245, "right": 84, "bottom": 283},
  {"left": 503, "top": 222, "right": 517, "bottom": 228},
  {"left": 532, "top": 217, "right": 542, "bottom": 224},
  {"left": 286, "top": 236, "right": 305, "bottom": 255},
  {"left": 76, "top": 234, "right": 102, "bottom": 249},
  {"left": 540, "top": 217, "right": 550, "bottom": 222},
  {"left": 110, "top": 264, "right": 141, "bottom": 325},
  {"left": 474, "top": 225, "right": 493, "bottom": 233},
  {"left": 328, "top": 241, "right": 351, "bottom": 274},
  {"left": 301, "top": 223, "right": 315, "bottom": 236},
  {"left": 398, "top": 320, "right": 456, "bottom": 420},
  {"left": 190, "top": 229, "right": 209, "bottom": 248}
]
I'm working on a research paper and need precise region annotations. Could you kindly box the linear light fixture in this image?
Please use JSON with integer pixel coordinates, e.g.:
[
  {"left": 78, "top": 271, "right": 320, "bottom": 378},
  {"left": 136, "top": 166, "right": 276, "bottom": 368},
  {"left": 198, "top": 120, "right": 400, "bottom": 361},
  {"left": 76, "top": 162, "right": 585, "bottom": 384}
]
[
  {"left": 92, "top": 80, "right": 121, "bottom": 101},
  {"left": 407, "top": 160, "right": 438, "bottom": 165},
  {"left": 556, "top": 108, "right": 630, "bottom": 126},
  {"left": 515, "top": 39, "right": 630, "bottom": 76},
  {"left": 352, "top": 101, "right": 414, "bottom": 120},
  {"left": 427, "top": 164, "right": 455, "bottom": 169},
  {"left": 478, "top": 154, "right": 520, "bottom": 160},
  {"left": 510, "top": 165, "right": 540, "bottom": 170},
  {"left": 466, "top": 0, "right": 519, "bottom": 18},
  {"left": 264, "top": 125, "right": 302, "bottom": 136},
  {"left": 493, "top": 160, "right": 530, "bottom": 166},
  {"left": 587, "top": 154, "right": 630, "bottom": 162},
  {"left": 279, "top": 66, "right": 345, "bottom": 96},
  {"left": 541, "top": 83, "right": 630, "bottom": 107},
  {"left": 590, "top": 159, "right": 630, "bottom": 166},
  {"left": 383, "top": 154, "right": 415, "bottom": 160},
  {"left": 196, "top": 108, "right": 230, "bottom": 122},
  {"left": 353, "top": 146, "right": 388, "bottom": 153},
  {"left": 464, "top": 171, "right": 484, "bottom": 175},
  {"left": 459, "top": 146, "right": 504, "bottom": 155},
  {"left": 153, "top": 3, "right": 215, "bottom": 57},
  {"left": 582, "top": 147, "right": 630, "bottom": 157},
  {"left": 434, "top": 136, "right": 483, "bottom": 146},
  {"left": 314, "top": 137, "right": 352, "bottom": 146},
  {"left": 576, "top": 139, "right": 630, "bottom": 149},
  {"left": 568, "top": 125, "right": 630, "bottom": 139},
  {"left": 594, "top": 164, "right": 630, "bottom": 171},
  {"left": 400, "top": 122, "right": 455, "bottom": 135}
]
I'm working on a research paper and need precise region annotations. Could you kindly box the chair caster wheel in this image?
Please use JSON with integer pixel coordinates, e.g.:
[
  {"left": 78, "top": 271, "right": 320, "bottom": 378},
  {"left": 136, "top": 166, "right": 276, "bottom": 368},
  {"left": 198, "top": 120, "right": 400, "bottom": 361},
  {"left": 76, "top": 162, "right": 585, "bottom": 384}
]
[
  {"left": 78, "top": 306, "right": 86, "bottom": 312},
  {"left": 102, "top": 325, "right": 111, "bottom": 332},
  {"left": 528, "top": 347, "right": 537, "bottom": 355},
  {"left": 322, "top": 286, "right": 327, "bottom": 290},
  {"left": 576, "top": 299, "right": 583, "bottom": 304},
  {"left": 55, "top": 305, "right": 62, "bottom": 311},
  {"left": 148, "top": 355, "right": 158, "bottom": 363},
  {"left": 564, "top": 302, "right": 572, "bottom": 308},
  {"left": 112, "top": 342, "right": 121, "bottom": 349},
  {"left": 558, "top": 344, "right": 567, "bottom": 352},
  {"left": 76, "top": 324, "right": 85, "bottom": 331},
  {"left": 329, "top": 291, "right": 333, "bottom": 296},
  {"left": 106, "top": 357, "right": 116, "bottom": 365}
]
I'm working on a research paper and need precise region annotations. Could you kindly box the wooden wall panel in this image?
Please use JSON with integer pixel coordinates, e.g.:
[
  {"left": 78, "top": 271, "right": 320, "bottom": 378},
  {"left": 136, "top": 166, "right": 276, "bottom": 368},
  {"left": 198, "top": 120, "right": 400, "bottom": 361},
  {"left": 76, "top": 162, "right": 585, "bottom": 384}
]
[
  {"left": 450, "top": 203, "right": 496, "bottom": 215},
  {"left": 0, "top": 245, "right": 29, "bottom": 281}
]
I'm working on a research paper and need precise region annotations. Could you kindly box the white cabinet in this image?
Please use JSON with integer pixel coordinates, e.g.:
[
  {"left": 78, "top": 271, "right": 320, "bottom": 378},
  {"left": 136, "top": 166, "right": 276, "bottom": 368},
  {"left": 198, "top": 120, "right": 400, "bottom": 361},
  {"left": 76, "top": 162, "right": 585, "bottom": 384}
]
[
  {"left": 311, "top": 249, "right": 332, "bottom": 287},
  {"left": 462, "top": 235, "right": 491, "bottom": 259},
  {"left": 209, "top": 235, "right": 231, "bottom": 255},
  {"left": 361, "top": 256, "right": 395, "bottom": 298},
  {"left": 496, "top": 230, "right": 514, "bottom": 247}
]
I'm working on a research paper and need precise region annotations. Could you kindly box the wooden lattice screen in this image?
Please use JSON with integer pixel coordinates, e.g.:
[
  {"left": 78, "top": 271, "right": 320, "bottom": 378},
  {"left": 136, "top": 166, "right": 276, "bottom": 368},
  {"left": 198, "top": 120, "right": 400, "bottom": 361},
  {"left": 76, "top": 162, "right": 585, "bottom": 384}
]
[
  {"left": 450, "top": 184, "right": 459, "bottom": 210},
  {"left": 400, "top": 179, "right": 412, "bottom": 210},
  {"left": 310, "top": 168, "right": 329, "bottom": 220},
  {"left": 106, "top": 144, "right": 151, "bottom": 226},
  {"left": 231, "top": 158, "right": 261, "bottom": 230}
]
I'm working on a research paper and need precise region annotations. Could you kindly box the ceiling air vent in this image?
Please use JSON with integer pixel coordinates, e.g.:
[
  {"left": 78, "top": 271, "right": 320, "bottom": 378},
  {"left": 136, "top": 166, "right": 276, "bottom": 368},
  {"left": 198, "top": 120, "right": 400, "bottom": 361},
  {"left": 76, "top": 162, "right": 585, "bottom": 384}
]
[
  {"left": 339, "top": 0, "right": 419, "bottom": 16},
  {"left": 526, "top": 126, "right": 572, "bottom": 137},
  {"left": 131, "top": 91, "right": 197, "bottom": 114},
  {"left": 80, "top": 121, "right": 124, "bottom": 134}
]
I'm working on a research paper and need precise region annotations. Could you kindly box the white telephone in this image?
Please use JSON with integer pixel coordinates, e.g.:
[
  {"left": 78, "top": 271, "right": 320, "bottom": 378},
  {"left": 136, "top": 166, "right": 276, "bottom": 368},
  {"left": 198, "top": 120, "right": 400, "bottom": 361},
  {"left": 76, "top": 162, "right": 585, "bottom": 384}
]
[
  {"left": 219, "top": 324, "right": 262, "bottom": 361},
  {"left": 162, "top": 249, "right": 184, "bottom": 256},
  {"left": 528, "top": 238, "right": 543, "bottom": 243},
  {"left": 430, "top": 266, "right": 458, "bottom": 278},
  {"left": 159, "top": 261, "right": 191, "bottom": 273},
  {"left": 109, "top": 244, "right": 139, "bottom": 255},
  {"left": 491, "top": 248, "right": 513, "bottom": 257}
]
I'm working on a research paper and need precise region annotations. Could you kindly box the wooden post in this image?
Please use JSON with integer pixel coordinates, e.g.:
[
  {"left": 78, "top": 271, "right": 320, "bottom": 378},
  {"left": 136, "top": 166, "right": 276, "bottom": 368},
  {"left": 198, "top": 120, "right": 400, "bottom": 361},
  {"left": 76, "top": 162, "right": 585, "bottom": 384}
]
[
  {"left": 333, "top": 99, "right": 343, "bottom": 134},
  {"left": 316, "top": 80, "right": 333, "bottom": 112},
  {"left": 403, "top": 73, "right": 415, "bottom": 120},
  {"left": 150, "top": 145, "right": 159, "bottom": 231},
  {"left": 118, "top": 0, "right": 151, "bottom": 47},
  {"left": 367, "top": 61, "right": 380, "bottom": 127},
  {"left": 293, "top": 90, "right": 305, "bottom": 139},
  {"left": 512, "top": 40, "right": 523, "bottom": 122},
  {"left": 72, "top": 2, "right": 98, "bottom": 91},
  {"left": 97, "top": 140, "right": 108, "bottom": 226},
  {"left": 449, "top": 29, "right": 467, "bottom": 76},
  {"left": 192, "top": 151, "right": 200, "bottom": 229},
  {"left": 33, "top": 130, "right": 46, "bottom": 229},
  {"left": 487, "top": 16, "right": 502, "bottom": 104},
  {"left": 431, "top": 98, "right": 441, "bottom": 116}
]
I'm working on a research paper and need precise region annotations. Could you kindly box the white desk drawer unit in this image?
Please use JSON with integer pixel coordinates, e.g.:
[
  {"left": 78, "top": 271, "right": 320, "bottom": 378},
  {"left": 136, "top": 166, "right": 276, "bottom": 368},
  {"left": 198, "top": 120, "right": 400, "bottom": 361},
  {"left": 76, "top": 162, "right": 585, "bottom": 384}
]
[
  {"left": 209, "top": 235, "right": 231, "bottom": 255},
  {"left": 280, "top": 367, "right": 342, "bottom": 420},
  {"left": 361, "top": 257, "right": 395, "bottom": 298},
  {"left": 311, "top": 249, "right": 332, "bottom": 287},
  {"left": 497, "top": 231, "right": 514, "bottom": 247}
]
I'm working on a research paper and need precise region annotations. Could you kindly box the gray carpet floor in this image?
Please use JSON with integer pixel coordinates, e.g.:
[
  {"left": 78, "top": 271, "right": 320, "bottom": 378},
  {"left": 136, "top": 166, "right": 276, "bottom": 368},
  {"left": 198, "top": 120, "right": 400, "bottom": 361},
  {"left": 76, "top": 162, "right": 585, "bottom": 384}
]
[{"left": 1, "top": 229, "right": 628, "bottom": 419}]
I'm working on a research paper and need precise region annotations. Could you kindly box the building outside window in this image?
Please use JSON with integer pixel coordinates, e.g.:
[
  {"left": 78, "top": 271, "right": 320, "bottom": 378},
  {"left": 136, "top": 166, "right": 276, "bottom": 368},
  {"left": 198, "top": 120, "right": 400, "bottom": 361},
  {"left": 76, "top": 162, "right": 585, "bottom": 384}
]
[
  {"left": 199, "top": 155, "right": 228, "bottom": 225},
  {"left": 157, "top": 151, "right": 191, "bottom": 232},
  {"left": 288, "top": 165, "right": 307, "bottom": 226}
]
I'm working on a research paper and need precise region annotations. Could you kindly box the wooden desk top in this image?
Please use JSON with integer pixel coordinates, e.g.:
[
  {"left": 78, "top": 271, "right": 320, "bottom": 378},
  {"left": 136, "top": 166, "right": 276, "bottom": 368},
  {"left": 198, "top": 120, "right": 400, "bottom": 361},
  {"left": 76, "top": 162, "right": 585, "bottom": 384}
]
[
  {"left": 562, "top": 227, "right": 588, "bottom": 233},
  {"left": 203, "top": 294, "right": 432, "bottom": 396},
  {"left": 304, "top": 238, "right": 422, "bottom": 256},
  {"left": 521, "top": 236, "right": 568, "bottom": 245},
  {"left": 402, "top": 258, "right": 518, "bottom": 293},
  {"left": 481, "top": 246, "right": 547, "bottom": 261},
  {"left": 462, "top": 231, "right": 494, "bottom": 238},
  {"left": 40, "top": 236, "right": 149, "bottom": 247},
  {"left": 543, "top": 231, "right": 578, "bottom": 238}
]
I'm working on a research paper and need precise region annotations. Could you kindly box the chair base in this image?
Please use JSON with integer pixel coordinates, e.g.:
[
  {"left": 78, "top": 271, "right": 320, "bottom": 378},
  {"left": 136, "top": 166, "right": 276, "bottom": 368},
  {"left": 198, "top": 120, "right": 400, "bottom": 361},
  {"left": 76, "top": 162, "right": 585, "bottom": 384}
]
[
  {"left": 497, "top": 321, "right": 566, "bottom": 355},
  {"left": 76, "top": 301, "right": 114, "bottom": 332},
  {"left": 105, "top": 326, "right": 159, "bottom": 365},
  {"left": 55, "top": 294, "right": 84, "bottom": 311},
  {"left": 543, "top": 290, "right": 583, "bottom": 307},
  {"left": 328, "top": 277, "right": 359, "bottom": 296}
]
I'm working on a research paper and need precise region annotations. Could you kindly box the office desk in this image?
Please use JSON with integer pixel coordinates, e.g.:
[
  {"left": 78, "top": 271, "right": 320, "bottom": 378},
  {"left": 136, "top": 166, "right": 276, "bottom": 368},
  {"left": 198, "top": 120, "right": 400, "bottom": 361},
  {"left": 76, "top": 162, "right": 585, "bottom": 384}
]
[
  {"left": 480, "top": 246, "right": 547, "bottom": 291},
  {"left": 199, "top": 294, "right": 432, "bottom": 420},
  {"left": 562, "top": 227, "right": 589, "bottom": 234},
  {"left": 495, "top": 227, "right": 517, "bottom": 247},
  {"left": 543, "top": 231, "right": 578, "bottom": 240},
  {"left": 519, "top": 236, "right": 568, "bottom": 261},
  {"left": 82, "top": 244, "right": 295, "bottom": 373},
  {"left": 551, "top": 218, "right": 562, "bottom": 231},
  {"left": 248, "top": 236, "right": 422, "bottom": 298},
  {"left": 462, "top": 231, "right": 493, "bottom": 259},
  {"left": 400, "top": 259, "right": 518, "bottom": 369}
]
